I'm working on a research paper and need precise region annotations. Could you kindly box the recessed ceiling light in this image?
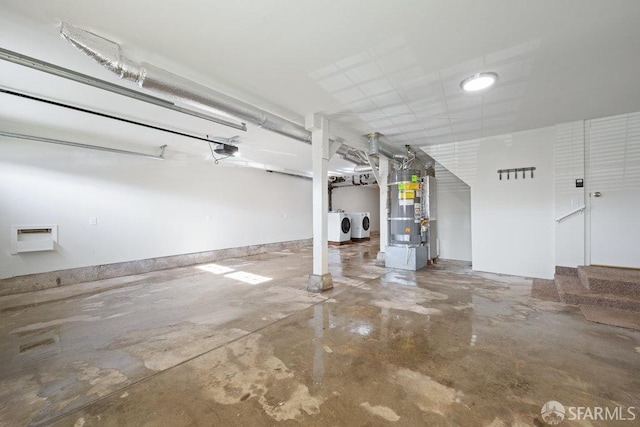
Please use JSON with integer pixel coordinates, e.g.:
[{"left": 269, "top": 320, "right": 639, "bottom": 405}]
[{"left": 460, "top": 72, "right": 498, "bottom": 92}]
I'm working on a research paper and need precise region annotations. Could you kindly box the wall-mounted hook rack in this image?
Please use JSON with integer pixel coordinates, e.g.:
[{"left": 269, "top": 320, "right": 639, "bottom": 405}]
[{"left": 498, "top": 167, "right": 536, "bottom": 180}]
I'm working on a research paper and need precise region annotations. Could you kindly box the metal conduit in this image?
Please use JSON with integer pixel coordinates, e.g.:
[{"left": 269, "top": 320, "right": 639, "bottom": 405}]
[
  {"left": 0, "top": 47, "right": 246, "bottom": 131},
  {"left": 0, "top": 131, "right": 166, "bottom": 160}
]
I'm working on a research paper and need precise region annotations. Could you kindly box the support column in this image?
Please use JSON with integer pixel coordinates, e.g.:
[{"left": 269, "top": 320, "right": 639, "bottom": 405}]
[
  {"left": 377, "top": 156, "right": 389, "bottom": 261},
  {"left": 305, "top": 114, "right": 333, "bottom": 292}
]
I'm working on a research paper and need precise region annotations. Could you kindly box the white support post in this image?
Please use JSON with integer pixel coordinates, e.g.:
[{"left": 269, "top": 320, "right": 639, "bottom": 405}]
[
  {"left": 377, "top": 156, "right": 389, "bottom": 261},
  {"left": 305, "top": 114, "right": 333, "bottom": 292}
]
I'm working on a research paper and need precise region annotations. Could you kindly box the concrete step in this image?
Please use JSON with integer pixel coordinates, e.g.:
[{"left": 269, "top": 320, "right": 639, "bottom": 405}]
[
  {"left": 554, "top": 273, "right": 640, "bottom": 311},
  {"left": 578, "top": 265, "right": 640, "bottom": 298},
  {"left": 530, "top": 279, "right": 560, "bottom": 302},
  {"left": 555, "top": 266, "right": 578, "bottom": 277}
]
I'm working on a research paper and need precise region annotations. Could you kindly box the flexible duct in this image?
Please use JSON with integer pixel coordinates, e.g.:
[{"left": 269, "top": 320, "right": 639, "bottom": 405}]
[{"left": 60, "top": 23, "right": 312, "bottom": 143}]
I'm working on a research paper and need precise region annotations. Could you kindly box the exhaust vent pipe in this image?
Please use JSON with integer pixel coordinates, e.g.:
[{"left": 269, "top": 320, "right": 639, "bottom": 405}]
[
  {"left": 367, "top": 132, "right": 395, "bottom": 159},
  {"left": 60, "top": 23, "right": 312, "bottom": 143}
]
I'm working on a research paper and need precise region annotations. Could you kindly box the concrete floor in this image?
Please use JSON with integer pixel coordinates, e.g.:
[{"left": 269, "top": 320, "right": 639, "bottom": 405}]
[{"left": 1, "top": 239, "right": 639, "bottom": 426}]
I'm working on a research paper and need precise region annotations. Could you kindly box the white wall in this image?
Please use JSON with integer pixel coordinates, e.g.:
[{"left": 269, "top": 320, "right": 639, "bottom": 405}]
[
  {"left": 554, "top": 121, "right": 586, "bottom": 267},
  {"left": 471, "top": 128, "right": 555, "bottom": 279},
  {"left": 0, "top": 138, "right": 312, "bottom": 279},
  {"left": 425, "top": 127, "right": 556, "bottom": 279},
  {"left": 331, "top": 185, "right": 380, "bottom": 231},
  {"left": 435, "top": 164, "right": 472, "bottom": 261}
]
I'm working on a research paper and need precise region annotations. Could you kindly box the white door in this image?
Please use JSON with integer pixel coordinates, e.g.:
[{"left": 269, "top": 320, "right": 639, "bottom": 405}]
[{"left": 588, "top": 113, "right": 640, "bottom": 268}]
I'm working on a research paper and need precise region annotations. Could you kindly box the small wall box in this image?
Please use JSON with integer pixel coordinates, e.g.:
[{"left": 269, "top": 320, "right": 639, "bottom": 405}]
[{"left": 10, "top": 225, "right": 58, "bottom": 255}]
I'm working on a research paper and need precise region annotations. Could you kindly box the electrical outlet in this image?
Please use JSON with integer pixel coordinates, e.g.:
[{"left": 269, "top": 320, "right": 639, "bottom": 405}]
[
  {"left": 571, "top": 198, "right": 578, "bottom": 207},
  {"left": 89, "top": 217, "right": 98, "bottom": 226}
]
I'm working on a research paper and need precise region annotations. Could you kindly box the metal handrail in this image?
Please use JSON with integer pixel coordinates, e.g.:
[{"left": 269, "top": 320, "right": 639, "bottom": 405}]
[{"left": 555, "top": 205, "right": 586, "bottom": 223}]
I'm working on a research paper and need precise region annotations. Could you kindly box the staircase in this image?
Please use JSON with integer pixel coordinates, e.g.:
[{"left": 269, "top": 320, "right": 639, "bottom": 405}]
[{"left": 532, "top": 266, "right": 640, "bottom": 331}]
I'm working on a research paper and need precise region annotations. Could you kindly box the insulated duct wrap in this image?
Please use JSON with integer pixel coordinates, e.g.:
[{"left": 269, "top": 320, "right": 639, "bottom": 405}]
[
  {"left": 367, "top": 132, "right": 395, "bottom": 158},
  {"left": 60, "top": 23, "right": 311, "bottom": 143},
  {"left": 60, "top": 23, "right": 405, "bottom": 155}
]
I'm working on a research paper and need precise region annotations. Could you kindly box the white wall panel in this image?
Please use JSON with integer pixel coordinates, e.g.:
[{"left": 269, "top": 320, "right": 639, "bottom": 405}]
[
  {"left": 435, "top": 164, "right": 471, "bottom": 261},
  {"left": 0, "top": 138, "right": 312, "bottom": 279},
  {"left": 331, "top": 185, "right": 380, "bottom": 232}
]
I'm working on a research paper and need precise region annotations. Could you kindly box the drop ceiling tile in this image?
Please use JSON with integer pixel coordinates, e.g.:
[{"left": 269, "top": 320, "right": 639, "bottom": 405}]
[
  {"left": 389, "top": 66, "right": 426, "bottom": 88},
  {"left": 376, "top": 46, "right": 418, "bottom": 75},
  {"left": 382, "top": 104, "right": 412, "bottom": 116},
  {"left": 317, "top": 73, "right": 355, "bottom": 93},
  {"left": 445, "top": 95, "right": 481, "bottom": 112},
  {"left": 343, "top": 98, "right": 378, "bottom": 113},
  {"left": 359, "top": 78, "right": 395, "bottom": 96},
  {"left": 484, "top": 39, "right": 541, "bottom": 65},
  {"left": 412, "top": 101, "right": 448, "bottom": 118},
  {"left": 439, "top": 57, "right": 484, "bottom": 79},
  {"left": 491, "top": 59, "right": 534, "bottom": 84},
  {"left": 371, "top": 91, "right": 405, "bottom": 108},
  {"left": 332, "top": 115, "right": 367, "bottom": 127},
  {"left": 481, "top": 82, "right": 527, "bottom": 104},
  {"left": 400, "top": 123, "right": 426, "bottom": 133},
  {"left": 401, "top": 129, "right": 430, "bottom": 139},
  {"left": 381, "top": 127, "right": 407, "bottom": 136},
  {"left": 427, "top": 126, "right": 454, "bottom": 137},
  {"left": 482, "top": 115, "right": 518, "bottom": 125},
  {"left": 345, "top": 62, "right": 384, "bottom": 84},
  {"left": 481, "top": 100, "right": 517, "bottom": 117},
  {"left": 365, "top": 117, "right": 395, "bottom": 129},
  {"left": 430, "top": 134, "right": 456, "bottom": 145},
  {"left": 309, "top": 64, "right": 340, "bottom": 80},
  {"left": 451, "top": 120, "right": 484, "bottom": 133},
  {"left": 399, "top": 71, "right": 442, "bottom": 92},
  {"left": 336, "top": 50, "right": 374, "bottom": 70},
  {"left": 400, "top": 84, "right": 438, "bottom": 102},
  {"left": 450, "top": 130, "right": 484, "bottom": 143},
  {"left": 441, "top": 76, "right": 469, "bottom": 97},
  {"left": 368, "top": 34, "right": 408, "bottom": 56},
  {"left": 446, "top": 106, "right": 483, "bottom": 120},
  {"left": 333, "top": 86, "right": 367, "bottom": 104},
  {"left": 390, "top": 115, "right": 417, "bottom": 125}
]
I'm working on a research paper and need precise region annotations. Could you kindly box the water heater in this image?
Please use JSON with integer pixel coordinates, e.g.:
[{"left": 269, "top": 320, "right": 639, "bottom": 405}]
[{"left": 388, "top": 169, "right": 424, "bottom": 247}]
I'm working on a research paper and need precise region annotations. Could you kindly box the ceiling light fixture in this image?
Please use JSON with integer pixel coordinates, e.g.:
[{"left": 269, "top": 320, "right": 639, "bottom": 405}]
[{"left": 460, "top": 72, "right": 498, "bottom": 92}]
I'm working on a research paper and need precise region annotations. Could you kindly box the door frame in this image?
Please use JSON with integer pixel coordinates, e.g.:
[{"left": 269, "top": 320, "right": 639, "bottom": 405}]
[{"left": 584, "top": 120, "right": 592, "bottom": 266}]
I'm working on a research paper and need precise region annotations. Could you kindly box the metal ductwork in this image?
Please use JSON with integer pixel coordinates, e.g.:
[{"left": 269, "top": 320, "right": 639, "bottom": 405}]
[
  {"left": 353, "top": 165, "right": 373, "bottom": 173},
  {"left": 367, "top": 132, "right": 395, "bottom": 159},
  {"left": 60, "top": 23, "right": 312, "bottom": 144}
]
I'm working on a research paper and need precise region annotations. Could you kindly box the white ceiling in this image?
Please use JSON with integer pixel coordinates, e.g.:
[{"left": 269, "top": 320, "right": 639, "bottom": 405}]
[{"left": 2, "top": 0, "right": 640, "bottom": 170}]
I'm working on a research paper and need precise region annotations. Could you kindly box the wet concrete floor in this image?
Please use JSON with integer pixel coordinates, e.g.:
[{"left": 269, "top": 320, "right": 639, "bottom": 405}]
[{"left": 1, "top": 239, "right": 639, "bottom": 426}]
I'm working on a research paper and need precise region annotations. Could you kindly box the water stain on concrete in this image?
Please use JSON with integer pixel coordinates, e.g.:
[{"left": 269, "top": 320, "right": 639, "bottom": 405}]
[
  {"left": 0, "top": 375, "right": 46, "bottom": 426},
  {"left": 10, "top": 315, "right": 100, "bottom": 334},
  {"left": 76, "top": 365, "right": 128, "bottom": 398},
  {"left": 198, "top": 334, "right": 324, "bottom": 421},
  {"left": 108, "top": 323, "right": 247, "bottom": 371},
  {"left": 390, "top": 367, "right": 457, "bottom": 415},
  {"left": 19, "top": 337, "right": 56, "bottom": 353},
  {"left": 360, "top": 401, "right": 400, "bottom": 421}
]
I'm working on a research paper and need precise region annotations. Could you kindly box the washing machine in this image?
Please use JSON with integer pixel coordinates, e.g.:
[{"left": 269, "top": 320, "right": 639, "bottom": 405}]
[
  {"left": 328, "top": 212, "right": 351, "bottom": 243},
  {"left": 348, "top": 212, "right": 371, "bottom": 239}
]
